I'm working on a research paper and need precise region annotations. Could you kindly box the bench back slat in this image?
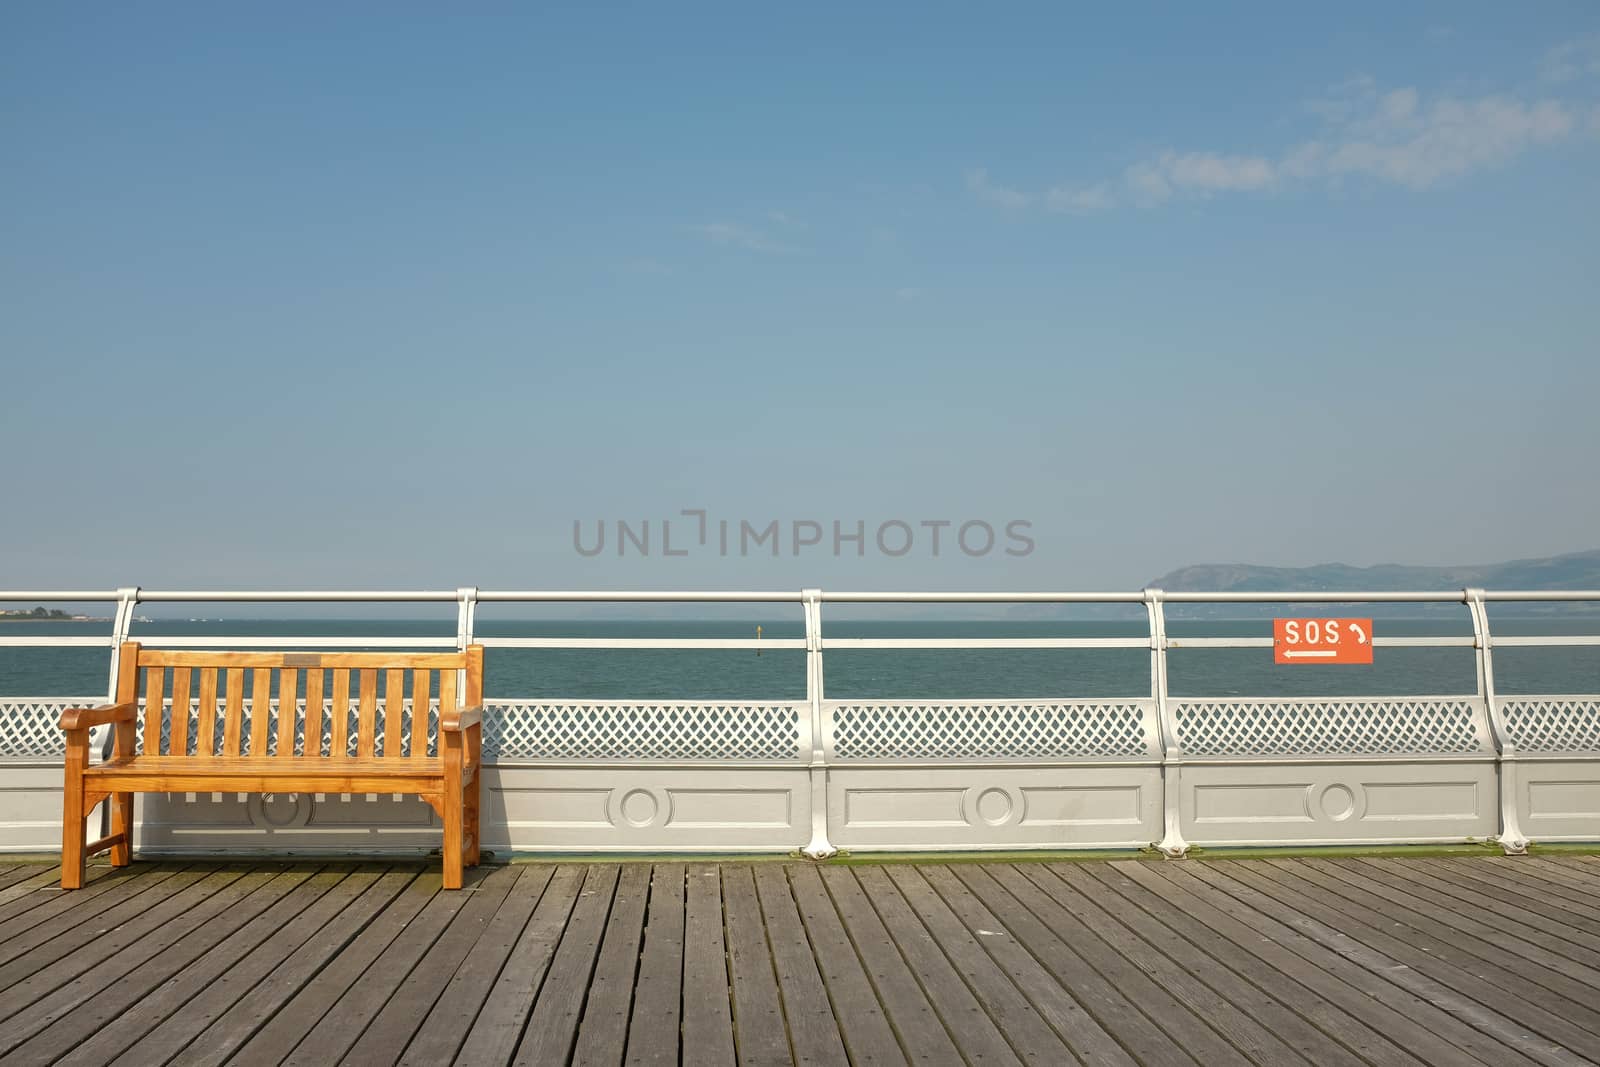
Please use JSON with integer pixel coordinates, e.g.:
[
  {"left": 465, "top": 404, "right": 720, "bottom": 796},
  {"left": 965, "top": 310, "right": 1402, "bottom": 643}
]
[
  {"left": 223, "top": 669, "right": 245, "bottom": 756},
  {"left": 170, "top": 668, "right": 191, "bottom": 756},
  {"left": 196, "top": 669, "right": 219, "bottom": 753},
  {"left": 143, "top": 667, "right": 165, "bottom": 755},
  {"left": 118, "top": 643, "right": 483, "bottom": 760},
  {"left": 411, "top": 668, "right": 431, "bottom": 760},
  {"left": 277, "top": 667, "right": 297, "bottom": 757}
]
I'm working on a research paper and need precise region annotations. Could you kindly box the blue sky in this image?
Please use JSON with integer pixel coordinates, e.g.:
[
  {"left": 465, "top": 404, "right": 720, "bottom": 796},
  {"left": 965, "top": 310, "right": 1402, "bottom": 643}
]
[{"left": 4, "top": 4, "right": 1598, "bottom": 592}]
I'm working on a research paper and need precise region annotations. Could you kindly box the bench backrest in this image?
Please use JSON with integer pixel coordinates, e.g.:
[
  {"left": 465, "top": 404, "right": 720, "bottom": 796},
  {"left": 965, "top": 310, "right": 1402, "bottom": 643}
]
[{"left": 116, "top": 643, "right": 484, "bottom": 759}]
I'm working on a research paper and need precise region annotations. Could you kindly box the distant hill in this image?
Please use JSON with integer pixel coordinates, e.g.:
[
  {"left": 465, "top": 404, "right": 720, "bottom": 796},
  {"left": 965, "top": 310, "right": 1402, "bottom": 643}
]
[
  {"left": 1149, "top": 549, "right": 1600, "bottom": 593},
  {"left": 1136, "top": 549, "right": 1600, "bottom": 617}
]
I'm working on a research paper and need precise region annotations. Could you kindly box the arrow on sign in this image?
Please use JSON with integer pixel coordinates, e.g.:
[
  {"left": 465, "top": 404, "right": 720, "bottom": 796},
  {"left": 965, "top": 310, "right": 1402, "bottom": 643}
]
[{"left": 1282, "top": 650, "right": 1338, "bottom": 659}]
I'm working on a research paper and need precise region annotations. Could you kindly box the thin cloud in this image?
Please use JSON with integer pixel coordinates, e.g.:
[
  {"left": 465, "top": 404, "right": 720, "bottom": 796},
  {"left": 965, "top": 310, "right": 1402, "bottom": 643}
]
[
  {"left": 966, "top": 168, "right": 1031, "bottom": 209},
  {"left": 1542, "top": 34, "right": 1600, "bottom": 83},
  {"left": 974, "top": 52, "right": 1593, "bottom": 215},
  {"left": 1046, "top": 182, "right": 1115, "bottom": 214},
  {"left": 688, "top": 222, "right": 798, "bottom": 254}
]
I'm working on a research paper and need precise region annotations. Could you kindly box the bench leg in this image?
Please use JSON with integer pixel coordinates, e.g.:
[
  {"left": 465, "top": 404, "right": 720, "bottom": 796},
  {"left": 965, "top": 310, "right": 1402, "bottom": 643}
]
[
  {"left": 442, "top": 785, "right": 464, "bottom": 890},
  {"left": 61, "top": 738, "right": 87, "bottom": 890},
  {"left": 62, "top": 789, "right": 85, "bottom": 890},
  {"left": 465, "top": 727, "right": 481, "bottom": 868},
  {"left": 110, "top": 792, "right": 134, "bottom": 867}
]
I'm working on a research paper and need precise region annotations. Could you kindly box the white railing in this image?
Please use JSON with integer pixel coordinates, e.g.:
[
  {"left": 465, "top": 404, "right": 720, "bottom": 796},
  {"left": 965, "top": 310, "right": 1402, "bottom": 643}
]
[{"left": 1, "top": 587, "right": 1597, "bottom": 856}]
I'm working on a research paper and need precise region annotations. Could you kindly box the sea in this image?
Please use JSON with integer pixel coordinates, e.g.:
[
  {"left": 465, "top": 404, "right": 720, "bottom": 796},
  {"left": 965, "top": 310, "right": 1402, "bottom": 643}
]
[{"left": 2, "top": 616, "right": 1597, "bottom": 701}]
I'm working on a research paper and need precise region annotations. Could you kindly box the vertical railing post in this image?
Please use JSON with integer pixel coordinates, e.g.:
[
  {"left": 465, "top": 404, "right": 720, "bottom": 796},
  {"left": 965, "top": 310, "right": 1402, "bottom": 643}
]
[
  {"left": 801, "top": 588, "right": 836, "bottom": 858},
  {"left": 96, "top": 586, "right": 141, "bottom": 838},
  {"left": 1466, "top": 587, "right": 1527, "bottom": 854},
  {"left": 455, "top": 587, "right": 479, "bottom": 746},
  {"left": 98, "top": 587, "right": 141, "bottom": 760},
  {"left": 1147, "top": 588, "right": 1188, "bottom": 858}
]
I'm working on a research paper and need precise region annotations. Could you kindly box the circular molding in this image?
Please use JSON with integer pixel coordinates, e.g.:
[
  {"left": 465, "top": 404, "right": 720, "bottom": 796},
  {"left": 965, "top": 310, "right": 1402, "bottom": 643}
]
[
  {"left": 247, "top": 792, "right": 312, "bottom": 830},
  {"left": 966, "top": 786, "right": 1021, "bottom": 828},
  {"left": 1318, "top": 783, "right": 1358, "bottom": 822},
  {"left": 615, "top": 788, "right": 664, "bottom": 829}
]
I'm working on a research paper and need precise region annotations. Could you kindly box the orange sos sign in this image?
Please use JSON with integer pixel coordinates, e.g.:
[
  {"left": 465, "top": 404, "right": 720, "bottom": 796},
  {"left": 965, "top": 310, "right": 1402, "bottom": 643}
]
[{"left": 1274, "top": 618, "right": 1373, "bottom": 664}]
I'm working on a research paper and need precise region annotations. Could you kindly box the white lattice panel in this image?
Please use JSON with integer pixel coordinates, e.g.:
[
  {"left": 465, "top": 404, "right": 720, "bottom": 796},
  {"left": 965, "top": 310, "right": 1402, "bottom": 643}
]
[
  {"left": 1172, "top": 697, "right": 1491, "bottom": 758},
  {"left": 1500, "top": 697, "right": 1600, "bottom": 755},
  {"left": 135, "top": 699, "right": 440, "bottom": 757},
  {"left": 0, "top": 699, "right": 92, "bottom": 758},
  {"left": 826, "top": 700, "right": 1159, "bottom": 762},
  {"left": 483, "top": 701, "right": 802, "bottom": 761}
]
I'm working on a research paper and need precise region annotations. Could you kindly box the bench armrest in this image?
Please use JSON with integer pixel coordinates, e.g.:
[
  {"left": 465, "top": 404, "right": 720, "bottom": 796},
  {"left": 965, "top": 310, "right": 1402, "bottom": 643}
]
[
  {"left": 59, "top": 702, "right": 137, "bottom": 732},
  {"left": 440, "top": 705, "right": 483, "bottom": 732}
]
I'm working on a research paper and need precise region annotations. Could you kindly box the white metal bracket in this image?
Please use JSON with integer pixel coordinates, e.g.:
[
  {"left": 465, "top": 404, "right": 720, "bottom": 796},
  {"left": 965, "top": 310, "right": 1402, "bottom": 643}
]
[
  {"left": 800, "top": 588, "right": 836, "bottom": 859},
  {"left": 1466, "top": 587, "right": 1528, "bottom": 855}
]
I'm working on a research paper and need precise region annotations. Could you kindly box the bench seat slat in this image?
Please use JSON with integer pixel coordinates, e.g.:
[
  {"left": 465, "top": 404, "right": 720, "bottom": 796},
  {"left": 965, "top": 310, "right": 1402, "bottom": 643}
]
[{"left": 83, "top": 756, "right": 448, "bottom": 795}]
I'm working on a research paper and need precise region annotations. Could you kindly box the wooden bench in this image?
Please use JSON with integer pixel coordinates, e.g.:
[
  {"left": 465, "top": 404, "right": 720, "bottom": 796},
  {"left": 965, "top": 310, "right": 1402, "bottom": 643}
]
[{"left": 59, "top": 643, "right": 484, "bottom": 889}]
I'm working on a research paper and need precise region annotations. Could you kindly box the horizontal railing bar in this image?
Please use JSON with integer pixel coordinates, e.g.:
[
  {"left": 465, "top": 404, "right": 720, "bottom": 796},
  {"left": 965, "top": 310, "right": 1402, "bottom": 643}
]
[
  {"left": 133, "top": 636, "right": 455, "bottom": 648},
  {"left": 5, "top": 588, "right": 1600, "bottom": 604},
  {"left": 1489, "top": 635, "right": 1600, "bottom": 646},
  {"left": 1481, "top": 591, "right": 1600, "bottom": 601},
  {"left": 485, "top": 698, "right": 812, "bottom": 706},
  {"left": 134, "top": 591, "right": 461, "bottom": 602},
  {"left": 821, "top": 637, "right": 1149, "bottom": 649},
  {"left": 822, "top": 591, "right": 1147, "bottom": 603},
  {"left": 479, "top": 637, "right": 806, "bottom": 649},
  {"left": 1167, "top": 636, "right": 1476, "bottom": 648},
  {"left": 1162, "top": 591, "right": 1468, "bottom": 603},
  {"left": 0, "top": 636, "right": 117, "bottom": 647},
  {"left": 477, "top": 591, "right": 804, "bottom": 603}
]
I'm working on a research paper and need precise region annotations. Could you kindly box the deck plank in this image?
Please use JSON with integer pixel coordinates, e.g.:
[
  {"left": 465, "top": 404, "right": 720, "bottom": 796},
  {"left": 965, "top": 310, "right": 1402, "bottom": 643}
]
[
  {"left": 1288, "top": 858, "right": 1600, "bottom": 1007},
  {"left": 400, "top": 865, "right": 556, "bottom": 1066},
  {"left": 882, "top": 864, "right": 1073, "bottom": 1065},
  {"left": 218, "top": 869, "right": 439, "bottom": 1067},
  {"left": 0, "top": 866, "right": 301, "bottom": 1063},
  {"left": 849, "top": 865, "right": 1022, "bottom": 1066},
  {"left": 53, "top": 866, "right": 360, "bottom": 1066},
  {"left": 511, "top": 864, "right": 621, "bottom": 1066},
  {"left": 1069, "top": 861, "right": 1418, "bottom": 1067},
  {"left": 957, "top": 864, "right": 1197, "bottom": 1067},
  {"left": 679, "top": 864, "right": 738, "bottom": 1067},
  {"left": 817, "top": 865, "right": 962, "bottom": 1065},
  {"left": 624, "top": 863, "right": 686, "bottom": 1067},
  {"left": 785, "top": 864, "right": 907, "bottom": 1066},
  {"left": 721, "top": 863, "right": 793, "bottom": 1067},
  {"left": 753, "top": 864, "right": 850, "bottom": 1066},
  {"left": 275, "top": 870, "right": 476, "bottom": 1066},
  {"left": 453, "top": 864, "right": 586, "bottom": 1067},
  {"left": 1354, "top": 857, "right": 1600, "bottom": 971},
  {"left": 1175, "top": 861, "right": 1562, "bottom": 1067},
  {"left": 0, "top": 864, "right": 188, "bottom": 969},
  {"left": 0, "top": 854, "right": 1598, "bottom": 1065},
  {"left": 1025, "top": 862, "right": 1320, "bottom": 1067},
  {"left": 1208, "top": 860, "right": 1600, "bottom": 1064},
  {"left": 1114, "top": 860, "right": 1502, "bottom": 1067},
  {"left": 166, "top": 868, "right": 416, "bottom": 1067},
  {"left": 103, "top": 865, "right": 390, "bottom": 1067},
  {"left": 572, "top": 863, "right": 652, "bottom": 1067},
  {"left": 345, "top": 865, "right": 522, "bottom": 1064}
]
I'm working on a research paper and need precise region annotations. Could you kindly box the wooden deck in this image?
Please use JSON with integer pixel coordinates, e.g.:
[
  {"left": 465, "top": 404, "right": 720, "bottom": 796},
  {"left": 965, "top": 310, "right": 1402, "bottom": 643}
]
[{"left": 1, "top": 854, "right": 1599, "bottom": 1065}]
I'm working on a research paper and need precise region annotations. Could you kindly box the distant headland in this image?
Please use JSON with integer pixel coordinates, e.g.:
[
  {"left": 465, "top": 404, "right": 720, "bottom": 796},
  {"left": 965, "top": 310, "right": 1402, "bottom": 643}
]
[{"left": 0, "top": 607, "right": 103, "bottom": 622}]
